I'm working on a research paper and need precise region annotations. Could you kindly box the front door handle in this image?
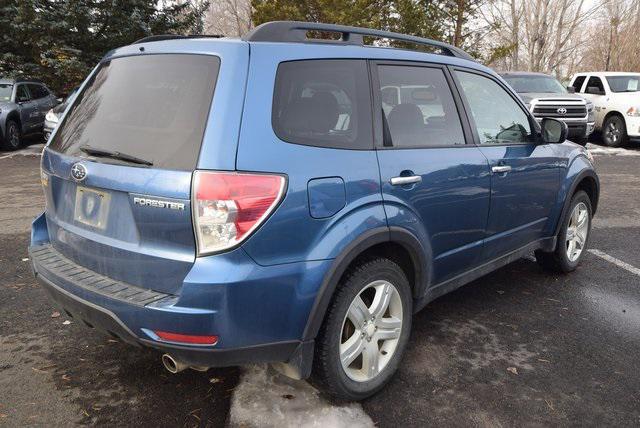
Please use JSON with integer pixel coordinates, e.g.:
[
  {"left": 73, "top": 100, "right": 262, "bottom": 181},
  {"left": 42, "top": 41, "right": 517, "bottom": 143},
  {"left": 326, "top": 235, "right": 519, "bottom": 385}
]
[
  {"left": 491, "top": 165, "right": 512, "bottom": 174},
  {"left": 390, "top": 175, "right": 422, "bottom": 186}
]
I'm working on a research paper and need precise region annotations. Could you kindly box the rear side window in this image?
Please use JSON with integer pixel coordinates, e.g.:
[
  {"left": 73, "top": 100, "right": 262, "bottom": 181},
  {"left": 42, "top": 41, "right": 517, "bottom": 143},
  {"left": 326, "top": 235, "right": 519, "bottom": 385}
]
[
  {"left": 49, "top": 54, "right": 220, "bottom": 171},
  {"left": 28, "top": 84, "right": 48, "bottom": 99},
  {"left": 378, "top": 65, "right": 465, "bottom": 147},
  {"left": 272, "top": 60, "right": 373, "bottom": 150}
]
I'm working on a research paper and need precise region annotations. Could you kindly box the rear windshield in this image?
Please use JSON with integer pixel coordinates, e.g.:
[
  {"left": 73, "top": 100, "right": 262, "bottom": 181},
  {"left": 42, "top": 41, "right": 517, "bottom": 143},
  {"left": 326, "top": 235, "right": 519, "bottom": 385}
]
[{"left": 49, "top": 54, "right": 220, "bottom": 171}]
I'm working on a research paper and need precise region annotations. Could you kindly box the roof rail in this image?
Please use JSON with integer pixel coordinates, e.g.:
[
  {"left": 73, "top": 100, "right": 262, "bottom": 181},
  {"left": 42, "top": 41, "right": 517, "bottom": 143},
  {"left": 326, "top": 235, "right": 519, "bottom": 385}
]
[
  {"left": 132, "top": 34, "right": 224, "bottom": 45},
  {"left": 243, "top": 21, "right": 474, "bottom": 61}
]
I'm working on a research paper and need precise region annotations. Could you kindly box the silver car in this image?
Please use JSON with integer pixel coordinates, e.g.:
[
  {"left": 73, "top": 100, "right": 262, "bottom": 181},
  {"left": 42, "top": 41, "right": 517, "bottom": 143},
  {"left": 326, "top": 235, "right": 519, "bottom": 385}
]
[{"left": 0, "top": 78, "right": 58, "bottom": 150}]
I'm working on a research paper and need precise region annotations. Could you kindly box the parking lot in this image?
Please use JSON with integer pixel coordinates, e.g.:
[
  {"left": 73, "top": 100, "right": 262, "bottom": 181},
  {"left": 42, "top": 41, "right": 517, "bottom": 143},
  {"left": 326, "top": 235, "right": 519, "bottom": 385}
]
[{"left": 1, "top": 141, "right": 639, "bottom": 427}]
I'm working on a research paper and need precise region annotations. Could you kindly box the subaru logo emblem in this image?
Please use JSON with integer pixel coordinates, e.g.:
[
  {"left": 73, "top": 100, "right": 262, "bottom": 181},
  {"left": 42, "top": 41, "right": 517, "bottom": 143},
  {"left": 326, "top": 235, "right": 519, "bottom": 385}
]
[
  {"left": 70, "top": 163, "right": 87, "bottom": 182},
  {"left": 557, "top": 107, "right": 567, "bottom": 115}
]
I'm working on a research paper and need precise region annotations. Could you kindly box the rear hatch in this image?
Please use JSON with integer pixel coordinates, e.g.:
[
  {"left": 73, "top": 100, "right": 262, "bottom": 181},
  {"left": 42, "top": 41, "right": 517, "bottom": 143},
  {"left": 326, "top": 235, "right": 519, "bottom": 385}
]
[{"left": 41, "top": 52, "right": 221, "bottom": 295}]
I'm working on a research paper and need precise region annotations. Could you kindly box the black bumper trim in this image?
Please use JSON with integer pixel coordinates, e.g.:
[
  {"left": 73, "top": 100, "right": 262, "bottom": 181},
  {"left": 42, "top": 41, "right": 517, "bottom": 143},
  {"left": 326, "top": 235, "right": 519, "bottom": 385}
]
[{"left": 29, "top": 244, "right": 172, "bottom": 307}]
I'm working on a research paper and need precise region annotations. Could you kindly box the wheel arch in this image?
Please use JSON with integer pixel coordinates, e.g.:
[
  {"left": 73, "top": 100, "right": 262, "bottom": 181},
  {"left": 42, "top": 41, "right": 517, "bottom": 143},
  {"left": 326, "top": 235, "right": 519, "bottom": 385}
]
[
  {"left": 301, "top": 226, "right": 428, "bottom": 342},
  {"left": 5, "top": 110, "right": 22, "bottom": 131},
  {"left": 554, "top": 168, "right": 600, "bottom": 237}
]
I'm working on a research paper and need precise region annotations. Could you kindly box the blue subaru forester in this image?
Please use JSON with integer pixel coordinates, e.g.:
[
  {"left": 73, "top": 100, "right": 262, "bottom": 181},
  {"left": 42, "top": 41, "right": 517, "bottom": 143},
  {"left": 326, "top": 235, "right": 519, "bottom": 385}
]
[{"left": 29, "top": 21, "right": 599, "bottom": 400}]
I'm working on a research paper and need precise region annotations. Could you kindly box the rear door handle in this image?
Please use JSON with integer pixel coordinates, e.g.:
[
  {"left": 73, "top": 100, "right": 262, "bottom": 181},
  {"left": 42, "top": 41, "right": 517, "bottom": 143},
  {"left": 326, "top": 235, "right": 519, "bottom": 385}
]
[
  {"left": 491, "top": 165, "right": 512, "bottom": 174},
  {"left": 390, "top": 175, "right": 422, "bottom": 186}
]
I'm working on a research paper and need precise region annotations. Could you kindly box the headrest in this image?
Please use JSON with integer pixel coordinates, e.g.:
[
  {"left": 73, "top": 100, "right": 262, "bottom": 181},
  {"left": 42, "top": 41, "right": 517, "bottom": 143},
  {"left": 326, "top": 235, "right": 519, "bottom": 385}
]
[{"left": 280, "top": 91, "right": 339, "bottom": 134}]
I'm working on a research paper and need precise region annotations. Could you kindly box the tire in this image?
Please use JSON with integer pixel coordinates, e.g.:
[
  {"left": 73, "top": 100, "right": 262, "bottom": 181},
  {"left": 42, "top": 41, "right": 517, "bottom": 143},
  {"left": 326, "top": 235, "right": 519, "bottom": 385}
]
[
  {"left": 602, "top": 115, "right": 627, "bottom": 147},
  {"left": 311, "top": 258, "right": 412, "bottom": 401},
  {"left": 2, "top": 120, "right": 22, "bottom": 151},
  {"left": 535, "top": 190, "right": 592, "bottom": 273}
]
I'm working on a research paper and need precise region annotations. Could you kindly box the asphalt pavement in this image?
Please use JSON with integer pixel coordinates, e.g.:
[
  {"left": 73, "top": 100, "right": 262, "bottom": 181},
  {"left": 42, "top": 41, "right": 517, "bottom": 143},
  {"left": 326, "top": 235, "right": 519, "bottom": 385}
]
[{"left": 1, "top": 141, "right": 639, "bottom": 427}]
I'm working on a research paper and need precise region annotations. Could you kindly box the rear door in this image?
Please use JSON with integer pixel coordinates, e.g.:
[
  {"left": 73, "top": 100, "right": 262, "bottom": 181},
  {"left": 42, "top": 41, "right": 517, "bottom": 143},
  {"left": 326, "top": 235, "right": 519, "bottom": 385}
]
[
  {"left": 42, "top": 53, "right": 225, "bottom": 295},
  {"left": 452, "top": 68, "right": 561, "bottom": 260},
  {"left": 372, "top": 61, "right": 491, "bottom": 285},
  {"left": 27, "top": 84, "right": 54, "bottom": 127}
]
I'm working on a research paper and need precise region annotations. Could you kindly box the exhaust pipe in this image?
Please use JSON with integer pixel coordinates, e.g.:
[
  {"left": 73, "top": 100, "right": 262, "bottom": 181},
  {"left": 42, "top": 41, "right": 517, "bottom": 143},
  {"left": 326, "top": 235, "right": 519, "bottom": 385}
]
[
  {"left": 162, "top": 354, "right": 188, "bottom": 374},
  {"left": 161, "top": 354, "right": 210, "bottom": 374}
]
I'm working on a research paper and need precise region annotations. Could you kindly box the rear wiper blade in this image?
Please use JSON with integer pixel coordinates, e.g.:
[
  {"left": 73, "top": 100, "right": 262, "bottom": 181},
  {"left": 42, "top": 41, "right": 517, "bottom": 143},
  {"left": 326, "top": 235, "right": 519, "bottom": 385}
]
[{"left": 80, "top": 145, "right": 153, "bottom": 166}]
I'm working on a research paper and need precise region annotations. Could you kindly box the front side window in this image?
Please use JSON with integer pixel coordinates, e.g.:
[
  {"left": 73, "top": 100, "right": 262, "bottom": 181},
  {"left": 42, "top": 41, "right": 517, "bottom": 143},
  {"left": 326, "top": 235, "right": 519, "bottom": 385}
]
[
  {"left": 272, "top": 60, "right": 372, "bottom": 150},
  {"left": 572, "top": 75, "right": 587, "bottom": 93},
  {"left": 586, "top": 76, "right": 605, "bottom": 93},
  {"left": 49, "top": 54, "right": 220, "bottom": 171},
  {"left": 606, "top": 75, "right": 640, "bottom": 93},
  {"left": 378, "top": 65, "right": 465, "bottom": 147},
  {"left": 16, "top": 85, "right": 30, "bottom": 102},
  {"left": 455, "top": 71, "right": 533, "bottom": 145}
]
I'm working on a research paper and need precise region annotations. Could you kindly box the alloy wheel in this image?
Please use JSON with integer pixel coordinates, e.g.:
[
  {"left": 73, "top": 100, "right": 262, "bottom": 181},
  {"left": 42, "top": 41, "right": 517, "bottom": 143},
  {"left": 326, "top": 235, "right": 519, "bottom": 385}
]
[
  {"left": 339, "top": 280, "right": 403, "bottom": 382},
  {"left": 7, "top": 123, "right": 20, "bottom": 148},
  {"left": 605, "top": 119, "right": 621, "bottom": 145},
  {"left": 566, "top": 202, "right": 589, "bottom": 262}
]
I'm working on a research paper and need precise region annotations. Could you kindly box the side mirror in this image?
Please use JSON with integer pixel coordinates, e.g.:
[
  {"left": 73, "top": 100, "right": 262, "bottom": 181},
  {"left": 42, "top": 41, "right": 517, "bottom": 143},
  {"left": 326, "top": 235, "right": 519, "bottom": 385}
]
[
  {"left": 541, "top": 118, "right": 568, "bottom": 144},
  {"left": 586, "top": 86, "right": 604, "bottom": 95},
  {"left": 56, "top": 97, "right": 63, "bottom": 103},
  {"left": 566, "top": 86, "right": 576, "bottom": 93}
]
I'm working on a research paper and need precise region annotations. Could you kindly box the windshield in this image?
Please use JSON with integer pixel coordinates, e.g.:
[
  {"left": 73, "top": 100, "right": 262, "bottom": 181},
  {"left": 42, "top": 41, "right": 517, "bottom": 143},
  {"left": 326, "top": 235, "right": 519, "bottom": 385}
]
[
  {"left": 503, "top": 75, "right": 567, "bottom": 94},
  {"left": 49, "top": 54, "right": 220, "bottom": 171},
  {"left": 606, "top": 75, "right": 640, "bottom": 93},
  {"left": 0, "top": 84, "right": 12, "bottom": 102}
]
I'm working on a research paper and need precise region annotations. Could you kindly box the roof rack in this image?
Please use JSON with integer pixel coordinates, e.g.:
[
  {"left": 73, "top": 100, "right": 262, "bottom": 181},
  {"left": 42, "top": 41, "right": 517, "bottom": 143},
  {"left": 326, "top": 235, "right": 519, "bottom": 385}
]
[
  {"left": 243, "top": 21, "right": 474, "bottom": 61},
  {"left": 132, "top": 34, "right": 224, "bottom": 45}
]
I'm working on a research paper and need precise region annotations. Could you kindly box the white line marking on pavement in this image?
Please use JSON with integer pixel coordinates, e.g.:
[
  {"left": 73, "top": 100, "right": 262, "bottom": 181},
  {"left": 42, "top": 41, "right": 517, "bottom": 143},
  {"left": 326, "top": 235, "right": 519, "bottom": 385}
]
[
  {"left": 588, "top": 249, "right": 640, "bottom": 277},
  {"left": 229, "top": 364, "right": 375, "bottom": 428}
]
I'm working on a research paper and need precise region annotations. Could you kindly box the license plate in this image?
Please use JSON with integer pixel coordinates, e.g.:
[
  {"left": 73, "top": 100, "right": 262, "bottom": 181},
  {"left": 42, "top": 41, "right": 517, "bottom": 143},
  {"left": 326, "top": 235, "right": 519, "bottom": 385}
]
[{"left": 74, "top": 186, "right": 111, "bottom": 230}]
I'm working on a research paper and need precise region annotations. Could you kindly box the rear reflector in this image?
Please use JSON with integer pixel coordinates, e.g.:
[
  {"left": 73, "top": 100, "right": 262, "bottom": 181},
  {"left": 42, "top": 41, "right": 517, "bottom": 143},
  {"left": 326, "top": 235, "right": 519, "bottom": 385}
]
[
  {"left": 154, "top": 330, "right": 219, "bottom": 345},
  {"left": 192, "top": 171, "right": 286, "bottom": 255}
]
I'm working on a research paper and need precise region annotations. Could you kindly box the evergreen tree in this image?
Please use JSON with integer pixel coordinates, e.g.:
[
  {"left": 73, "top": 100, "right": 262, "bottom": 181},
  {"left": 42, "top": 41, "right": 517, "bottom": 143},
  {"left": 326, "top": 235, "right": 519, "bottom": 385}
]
[{"left": 0, "top": 0, "right": 208, "bottom": 93}]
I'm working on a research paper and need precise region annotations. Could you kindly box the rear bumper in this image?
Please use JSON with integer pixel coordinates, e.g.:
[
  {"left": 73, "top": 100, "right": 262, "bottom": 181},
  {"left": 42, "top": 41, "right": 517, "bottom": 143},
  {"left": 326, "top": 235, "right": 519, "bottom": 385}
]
[
  {"left": 29, "top": 211, "right": 329, "bottom": 372},
  {"left": 30, "top": 244, "right": 305, "bottom": 367}
]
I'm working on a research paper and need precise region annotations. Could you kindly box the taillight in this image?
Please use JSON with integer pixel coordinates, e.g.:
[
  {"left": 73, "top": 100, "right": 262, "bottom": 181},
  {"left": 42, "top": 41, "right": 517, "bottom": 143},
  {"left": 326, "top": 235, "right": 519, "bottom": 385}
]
[{"left": 192, "top": 171, "right": 286, "bottom": 255}]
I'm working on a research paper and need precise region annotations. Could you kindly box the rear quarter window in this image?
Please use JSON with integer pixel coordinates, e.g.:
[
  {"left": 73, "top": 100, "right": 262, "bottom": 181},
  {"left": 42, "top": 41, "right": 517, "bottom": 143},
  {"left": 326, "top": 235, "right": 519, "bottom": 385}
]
[
  {"left": 49, "top": 54, "right": 220, "bottom": 171},
  {"left": 272, "top": 60, "right": 373, "bottom": 150}
]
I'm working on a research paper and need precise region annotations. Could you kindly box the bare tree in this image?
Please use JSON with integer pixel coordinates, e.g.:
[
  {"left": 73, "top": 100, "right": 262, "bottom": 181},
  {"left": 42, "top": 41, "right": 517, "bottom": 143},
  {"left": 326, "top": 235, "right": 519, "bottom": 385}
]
[
  {"left": 482, "top": 0, "right": 607, "bottom": 77},
  {"left": 205, "top": 0, "right": 252, "bottom": 36}
]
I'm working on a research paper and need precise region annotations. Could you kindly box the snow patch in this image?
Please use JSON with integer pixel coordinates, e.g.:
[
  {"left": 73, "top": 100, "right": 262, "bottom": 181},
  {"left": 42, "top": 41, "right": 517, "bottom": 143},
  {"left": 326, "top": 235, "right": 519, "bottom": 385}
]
[
  {"left": 228, "top": 364, "right": 374, "bottom": 428},
  {"left": 586, "top": 143, "right": 640, "bottom": 156}
]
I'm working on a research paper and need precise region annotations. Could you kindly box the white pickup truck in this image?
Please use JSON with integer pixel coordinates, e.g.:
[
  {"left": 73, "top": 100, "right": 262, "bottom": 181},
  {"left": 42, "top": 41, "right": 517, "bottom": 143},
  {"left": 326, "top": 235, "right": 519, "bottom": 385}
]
[{"left": 569, "top": 72, "right": 640, "bottom": 147}]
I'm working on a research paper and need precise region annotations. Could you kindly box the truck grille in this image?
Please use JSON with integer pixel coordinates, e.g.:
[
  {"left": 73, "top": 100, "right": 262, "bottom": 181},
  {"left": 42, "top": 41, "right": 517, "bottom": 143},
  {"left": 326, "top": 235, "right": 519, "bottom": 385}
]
[{"left": 532, "top": 105, "right": 586, "bottom": 118}]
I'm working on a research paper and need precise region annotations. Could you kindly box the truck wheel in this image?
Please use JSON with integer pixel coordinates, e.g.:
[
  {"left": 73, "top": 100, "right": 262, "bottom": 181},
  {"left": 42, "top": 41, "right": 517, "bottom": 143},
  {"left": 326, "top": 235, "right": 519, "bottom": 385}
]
[
  {"left": 535, "top": 190, "right": 592, "bottom": 273},
  {"left": 2, "top": 120, "right": 22, "bottom": 151},
  {"left": 311, "top": 258, "right": 412, "bottom": 401},
  {"left": 602, "top": 115, "right": 627, "bottom": 147}
]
